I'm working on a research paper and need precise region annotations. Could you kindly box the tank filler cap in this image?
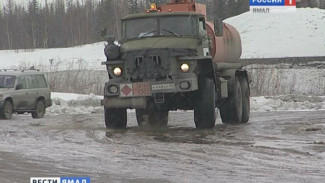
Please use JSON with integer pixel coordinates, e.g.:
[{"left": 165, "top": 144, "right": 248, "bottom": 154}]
[{"left": 146, "top": 3, "right": 161, "bottom": 13}]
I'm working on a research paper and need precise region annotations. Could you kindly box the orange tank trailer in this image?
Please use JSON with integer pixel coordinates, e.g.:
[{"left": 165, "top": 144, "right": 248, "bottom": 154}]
[{"left": 158, "top": 0, "right": 242, "bottom": 63}]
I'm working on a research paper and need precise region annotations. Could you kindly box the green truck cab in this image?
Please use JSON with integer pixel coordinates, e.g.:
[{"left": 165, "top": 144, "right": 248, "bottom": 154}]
[{"left": 102, "top": 1, "right": 250, "bottom": 129}]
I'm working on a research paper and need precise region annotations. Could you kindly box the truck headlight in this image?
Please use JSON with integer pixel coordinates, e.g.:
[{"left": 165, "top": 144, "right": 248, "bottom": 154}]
[
  {"left": 180, "top": 63, "right": 190, "bottom": 73},
  {"left": 113, "top": 67, "right": 122, "bottom": 76}
]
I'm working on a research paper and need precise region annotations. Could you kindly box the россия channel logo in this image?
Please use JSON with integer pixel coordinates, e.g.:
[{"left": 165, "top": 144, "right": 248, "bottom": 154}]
[
  {"left": 30, "top": 177, "right": 90, "bottom": 183},
  {"left": 250, "top": 0, "right": 296, "bottom": 13}
]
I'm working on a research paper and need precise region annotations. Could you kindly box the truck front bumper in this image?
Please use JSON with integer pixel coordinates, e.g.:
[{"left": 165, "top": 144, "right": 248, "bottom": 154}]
[{"left": 103, "top": 73, "right": 198, "bottom": 108}]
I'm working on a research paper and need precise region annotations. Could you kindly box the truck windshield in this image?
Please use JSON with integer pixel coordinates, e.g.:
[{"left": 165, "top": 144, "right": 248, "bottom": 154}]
[
  {"left": 160, "top": 16, "right": 197, "bottom": 37},
  {"left": 123, "top": 16, "right": 197, "bottom": 40},
  {"left": 0, "top": 75, "right": 16, "bottom": 88},
  {"left": 124, "top": 18, "right": 157, "bottom": 40}
]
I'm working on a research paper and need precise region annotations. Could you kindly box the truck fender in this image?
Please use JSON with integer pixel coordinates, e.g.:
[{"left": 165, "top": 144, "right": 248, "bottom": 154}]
[
  {"left": 220, "top": 69, "right": 248, "bottom": 94},
  {"left": 196, "top": 58, "right": 217, "bottom": 87},
  {"left": 179, "top": 56, "right": 217, "bottom": 90}
]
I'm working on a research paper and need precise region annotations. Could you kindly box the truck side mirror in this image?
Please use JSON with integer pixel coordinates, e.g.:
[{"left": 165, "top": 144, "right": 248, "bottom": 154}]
[
  {"left": 106, "top": 35, "right": 116, "bottom": 45},
  {"left": 214, "top": 18, "right": 223, "bottom": 37}
]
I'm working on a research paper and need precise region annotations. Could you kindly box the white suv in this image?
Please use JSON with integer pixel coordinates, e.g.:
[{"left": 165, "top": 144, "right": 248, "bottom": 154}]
[{"left": 0, "top": 69, "right": 52, "bottom": 119}]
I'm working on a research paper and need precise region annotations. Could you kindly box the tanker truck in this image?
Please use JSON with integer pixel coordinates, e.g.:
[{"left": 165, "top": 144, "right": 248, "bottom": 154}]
[{"left": 102, "top": 0, "right": 250, "bottom": 129}]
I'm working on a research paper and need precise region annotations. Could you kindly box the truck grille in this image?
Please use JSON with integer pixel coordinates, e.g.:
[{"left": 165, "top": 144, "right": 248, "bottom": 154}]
[
  {"left": 125, "top": 48, "right": 196, "bottom": 81},
  {"left": 128, "top": 55, "right": 167, "bottom": 80},
  {"left": 135, "top": 56, "right": 161, "bottom": 68}
]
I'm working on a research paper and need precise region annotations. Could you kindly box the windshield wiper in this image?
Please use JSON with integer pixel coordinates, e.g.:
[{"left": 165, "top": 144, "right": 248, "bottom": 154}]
[
  {"left": 138, "top": 30, "right": 157, "bottom": 39},
  {"left": 161, "top": 28, "right": 181, "bottom": 37}
]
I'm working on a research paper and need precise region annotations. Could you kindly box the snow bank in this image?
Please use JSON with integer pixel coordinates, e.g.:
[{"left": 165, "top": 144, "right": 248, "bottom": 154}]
[
  {"left": 47, "top": 93, "right": 325, "bottom": 115},
  {"left": 51, "top": 92, "right": 103, "bottom": 101},
  {"left": 251, "top": 95, "right": 325, "bottom": 112},
  {"left": 47, "top": 92, "right": 104, "bottom": 115},
  {"left": 0, "top": 42, "right": 106, "bottom": 71},
  {"left": 246, "top": 63, "right": 325, "bottom": 96},
  {"left": 225, "top": 8, "right": 325, "bottom": 58}
]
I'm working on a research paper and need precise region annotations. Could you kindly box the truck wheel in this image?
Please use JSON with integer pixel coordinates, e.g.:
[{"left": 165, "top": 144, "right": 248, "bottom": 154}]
[
  {"left": 32, "top": 100, "right": 45, "bottom": 119},
  {"left": 104, "top": 108, "right": 127, "bottom": 129},
  {"left": 194, "top": 77, "right": 216, "bottom": 129},
  {"left": 240, "top": 77, "right": 250, "bottom": 123},
  {"left": 136, "top": 108, "right": 168, "bottom": 127},
  {"left": 220, "top": 77, "right": 242, "bottom": 124},
  {"left": 1, "top": 100, "right": 13, "bottom": 119}
]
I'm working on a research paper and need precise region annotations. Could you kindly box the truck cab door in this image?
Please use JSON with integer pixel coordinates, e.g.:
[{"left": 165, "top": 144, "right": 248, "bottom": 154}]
[{"left": 198, "top": 18, "right": 210, "bottom": 56}]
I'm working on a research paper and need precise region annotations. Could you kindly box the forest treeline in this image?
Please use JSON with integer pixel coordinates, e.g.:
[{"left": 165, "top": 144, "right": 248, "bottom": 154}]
[
  {"left": 0, "top": 0, "right": 251, "bottom": 50},
  {"left": 0, "top": 0, "right": 323, "bottom": 50}
]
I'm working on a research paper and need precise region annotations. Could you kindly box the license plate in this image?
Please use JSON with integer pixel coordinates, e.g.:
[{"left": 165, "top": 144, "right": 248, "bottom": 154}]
[
  {"left": 152, "top": 83, "right": 175, "bottom": 91},
  {"left": 133, "top": 82, "right": 151, "bottom": 96}
]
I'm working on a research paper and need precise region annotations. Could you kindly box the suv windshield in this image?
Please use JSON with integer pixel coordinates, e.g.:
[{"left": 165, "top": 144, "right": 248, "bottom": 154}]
[
  {"left": 0, "top": 75, "right": 16, "bottom": 88},
  {"left": 123, "top": 16, "right": 197, "bottom": 40}
]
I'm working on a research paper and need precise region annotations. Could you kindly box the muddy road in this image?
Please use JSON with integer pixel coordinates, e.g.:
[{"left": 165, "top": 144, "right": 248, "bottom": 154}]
[{"left": 1, "top": 111, "right": 325, "bottom": 183}]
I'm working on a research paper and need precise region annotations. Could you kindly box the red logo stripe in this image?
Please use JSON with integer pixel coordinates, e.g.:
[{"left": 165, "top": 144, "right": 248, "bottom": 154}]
[{"left": 285, "top": 0, "right": 296, "bottom": 6}]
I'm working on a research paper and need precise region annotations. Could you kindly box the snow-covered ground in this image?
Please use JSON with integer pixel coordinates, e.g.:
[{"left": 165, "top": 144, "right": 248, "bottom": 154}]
[
  {"left": 225, "top": 8, "right": 325, "bottom": 58},
  {"left": 251, "top": 95, "right": 325, "bottom": 112},
  {"left": 245, "top": 63, "right": 325, "bottom": 96},
  {"left": 47, "top": 92, "right": 104, "bottom": 115},
  {"left": 1, "top": 8, "right": 325, "bottom": 70},
  {"left": 47, "top": 92, "right": 325, "bottom": 116},
  {"left": 0, "top": 42, "right": 106, "bottom": 71}
]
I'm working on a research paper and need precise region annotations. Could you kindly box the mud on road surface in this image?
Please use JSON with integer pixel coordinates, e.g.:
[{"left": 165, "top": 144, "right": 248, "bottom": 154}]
[{"left": 1, "top": 111, "right": 325, "bottom": 183}]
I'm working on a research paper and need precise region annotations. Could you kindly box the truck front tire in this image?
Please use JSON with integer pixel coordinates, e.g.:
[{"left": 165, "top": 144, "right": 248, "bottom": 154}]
[
  {"left": 104, "top": 107, "right": 127, "bottom": 129},
  {"left": 194, "top": 77, "right": 216, "bottom": 129},
  {"left": 220, "top": 77, "right": 243, "bottom": 124}
]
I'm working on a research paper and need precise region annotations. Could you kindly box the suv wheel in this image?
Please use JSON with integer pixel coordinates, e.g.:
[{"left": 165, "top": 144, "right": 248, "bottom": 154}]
[
  {"left": 1, "top": 100, "right": 13, "bottom": 119},
  {"left": 32, "top": 100, "right": 45, "bottom": 119}
]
